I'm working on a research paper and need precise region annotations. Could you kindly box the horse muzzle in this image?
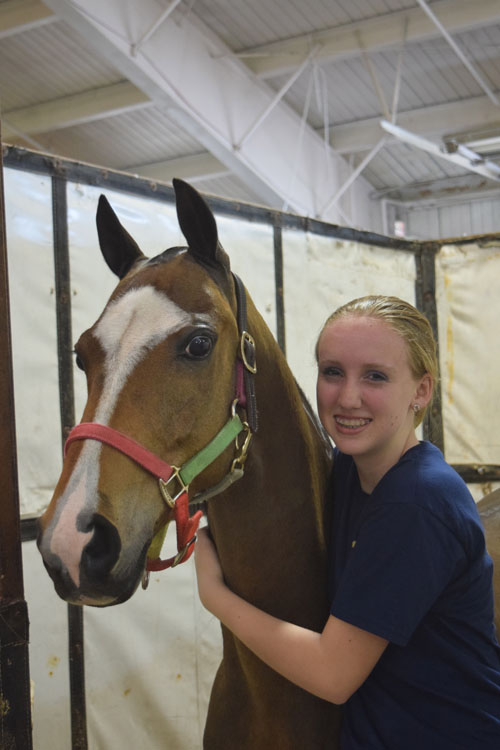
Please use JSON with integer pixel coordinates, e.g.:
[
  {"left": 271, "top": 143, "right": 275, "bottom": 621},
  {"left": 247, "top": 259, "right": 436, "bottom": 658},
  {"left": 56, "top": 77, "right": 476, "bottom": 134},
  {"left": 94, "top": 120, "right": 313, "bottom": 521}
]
[{"left": 37, "top": 513, "right": 147, "bottom": 606}]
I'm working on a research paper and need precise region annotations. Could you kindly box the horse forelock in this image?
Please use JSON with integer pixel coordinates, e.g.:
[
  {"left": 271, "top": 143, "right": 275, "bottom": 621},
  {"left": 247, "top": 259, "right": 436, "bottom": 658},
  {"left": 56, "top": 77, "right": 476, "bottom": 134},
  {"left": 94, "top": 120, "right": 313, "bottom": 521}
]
[{"left": 144, "top": 246, "right": 186, "bottom": 267}]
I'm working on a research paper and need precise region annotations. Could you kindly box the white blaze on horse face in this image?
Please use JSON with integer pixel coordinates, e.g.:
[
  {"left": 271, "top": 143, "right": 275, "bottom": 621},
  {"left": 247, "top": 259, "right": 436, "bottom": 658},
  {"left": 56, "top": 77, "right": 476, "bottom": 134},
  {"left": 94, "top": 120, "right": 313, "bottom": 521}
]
[
  {"left": 93, "top": 286, "right": 191, "bottom": 423},
  {"left": 48, "top": 286, "right": 191, "bottom": 588}
]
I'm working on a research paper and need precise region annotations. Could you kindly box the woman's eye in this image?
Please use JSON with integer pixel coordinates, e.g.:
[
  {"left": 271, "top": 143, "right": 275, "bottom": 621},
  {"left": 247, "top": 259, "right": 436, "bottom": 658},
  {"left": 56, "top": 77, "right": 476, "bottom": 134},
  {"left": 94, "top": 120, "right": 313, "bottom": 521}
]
[
  {"left": 185, "top": 335, "right": 213, "bottom": 359},
  {"left": 367, "top": 371, "right": 388, "bottom": 382},
  {"left": 321, "top": 366, "right": 342, "bottom": 378}
]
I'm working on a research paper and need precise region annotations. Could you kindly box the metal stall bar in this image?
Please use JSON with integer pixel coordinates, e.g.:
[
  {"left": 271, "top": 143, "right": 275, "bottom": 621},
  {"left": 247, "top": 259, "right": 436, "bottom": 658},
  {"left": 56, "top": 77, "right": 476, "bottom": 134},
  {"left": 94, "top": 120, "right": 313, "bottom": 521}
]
[
  {"left": 273, "top": 214, "right": 286, "bottom": 355},
  {"left": 414, "top": 242, "right": 445, "bottom": 454},
  {"left": 0, "top": 131, "right": 33, "bottom": 748},
  {"left": 3, "top": 146, "right": 416, "bottom": 244},
  {"left": 417, "top": 233, "right": 500, "bottom": 483},
  {"left": 51, "top": 175, "right": 88, "bottom": 750}
]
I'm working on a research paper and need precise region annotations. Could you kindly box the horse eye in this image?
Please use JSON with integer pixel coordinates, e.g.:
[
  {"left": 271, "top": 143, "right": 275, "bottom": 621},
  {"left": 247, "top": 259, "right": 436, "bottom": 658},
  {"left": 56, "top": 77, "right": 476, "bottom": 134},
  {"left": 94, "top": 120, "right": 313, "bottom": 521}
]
[{"left": 185, "top": 335, "right": 213, "bottom": 359}]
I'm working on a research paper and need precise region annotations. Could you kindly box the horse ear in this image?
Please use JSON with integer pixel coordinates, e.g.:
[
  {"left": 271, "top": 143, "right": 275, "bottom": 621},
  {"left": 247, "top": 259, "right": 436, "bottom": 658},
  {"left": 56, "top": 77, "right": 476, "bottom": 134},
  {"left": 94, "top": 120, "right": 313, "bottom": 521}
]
[
  {"left": 173, "top": 178, "right": 230, "bottom": 273},
  {"left": 96, "top": 195, "right": 145, "bottom": 279}
]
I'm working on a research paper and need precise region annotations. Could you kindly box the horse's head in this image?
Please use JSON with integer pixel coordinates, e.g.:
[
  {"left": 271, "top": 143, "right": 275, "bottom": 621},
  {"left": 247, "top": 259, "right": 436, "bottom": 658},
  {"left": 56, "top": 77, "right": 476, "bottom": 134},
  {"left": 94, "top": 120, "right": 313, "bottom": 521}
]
[{"left": 38, "top": 180, "right": 248, "bottom": 606}]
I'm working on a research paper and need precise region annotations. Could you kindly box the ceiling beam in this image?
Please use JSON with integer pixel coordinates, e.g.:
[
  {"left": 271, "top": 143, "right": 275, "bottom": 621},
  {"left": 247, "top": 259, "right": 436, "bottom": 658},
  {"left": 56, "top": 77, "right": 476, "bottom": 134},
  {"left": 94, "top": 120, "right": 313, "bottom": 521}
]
[
  {"left": 0, "top": 0, "right": 55, "bottom": 39},
  {"left": 2, "top": 81, "right": 151, "bottom": 137},
  {"left": 330, "top": 93, "right": 500, "bottom": 154},
  {"left": 42, "top": 0, "right": 368, "bottom": 222},
  {"left": 129, "top": 153, "right": 229, "bottom": 182},
  {"left": 240, "top": 0, "right": 500, "bottom": 79},
  {"left": 374, "top": 173, "right": 500, "bottom": 204}
]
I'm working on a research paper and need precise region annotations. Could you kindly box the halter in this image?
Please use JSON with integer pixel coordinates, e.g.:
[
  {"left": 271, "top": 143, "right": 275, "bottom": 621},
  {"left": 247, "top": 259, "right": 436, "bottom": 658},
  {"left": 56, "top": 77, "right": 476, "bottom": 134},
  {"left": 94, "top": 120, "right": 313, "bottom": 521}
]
[{"left": 64, "top": 274, "right": 257, "bottom": 586}]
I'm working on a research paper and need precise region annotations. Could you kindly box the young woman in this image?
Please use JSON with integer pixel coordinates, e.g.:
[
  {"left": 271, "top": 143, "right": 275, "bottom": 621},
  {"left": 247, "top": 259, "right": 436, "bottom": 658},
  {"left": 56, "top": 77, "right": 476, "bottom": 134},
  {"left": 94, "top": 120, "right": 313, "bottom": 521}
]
[{"left": 195, "top": 295, "right": 500, "bottom": 749}]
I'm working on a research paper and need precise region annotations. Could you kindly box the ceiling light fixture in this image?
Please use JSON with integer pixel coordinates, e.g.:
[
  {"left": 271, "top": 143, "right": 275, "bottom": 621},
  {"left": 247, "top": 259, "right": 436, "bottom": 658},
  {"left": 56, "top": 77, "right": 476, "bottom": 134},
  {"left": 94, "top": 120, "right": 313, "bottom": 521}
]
[{"left": 380, "top": 120, "right": 500, "bottom": 183}]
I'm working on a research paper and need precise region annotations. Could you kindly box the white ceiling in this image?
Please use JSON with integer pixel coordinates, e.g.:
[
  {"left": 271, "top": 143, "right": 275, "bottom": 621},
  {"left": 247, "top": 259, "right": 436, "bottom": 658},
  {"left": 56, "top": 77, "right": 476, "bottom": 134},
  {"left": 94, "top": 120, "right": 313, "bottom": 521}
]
[{"left": 1, "top": 0, "right": 500, "bottom": 229}]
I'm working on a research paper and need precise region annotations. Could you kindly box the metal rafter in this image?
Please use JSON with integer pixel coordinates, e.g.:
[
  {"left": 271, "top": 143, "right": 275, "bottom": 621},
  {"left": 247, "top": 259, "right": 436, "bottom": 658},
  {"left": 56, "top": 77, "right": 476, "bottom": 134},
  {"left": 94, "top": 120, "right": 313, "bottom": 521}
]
[
  {"left": 3, "top": 82, "right": 151, "bottom": 139},
  {"left": 0, "top": 0, "right": 55, "bottom": 38},
  {"left": 331, "top": 94, "right": 500, "bottom": 154},
  {"left": 239, "top": 0, "right": 500, "bottom": 79},
  {"left": 415, "top": 0, "right": 500, "bottom": 107},
  {"left": 41, "top": 0, "right": 370, "bottom": 223}
]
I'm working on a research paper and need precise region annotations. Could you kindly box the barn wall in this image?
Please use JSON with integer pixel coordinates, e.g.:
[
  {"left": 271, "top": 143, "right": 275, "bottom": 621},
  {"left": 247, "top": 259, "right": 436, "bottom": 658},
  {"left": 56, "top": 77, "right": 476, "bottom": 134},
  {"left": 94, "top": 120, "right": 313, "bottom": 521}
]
[
  {"left": 397, "top": 193, "right": 500, "bottom": 241},
  {"left": 5, "top": 168, "right": 61, "bottom": 517},
  {"left": 4, "top": 156, "right": 498, "bottom": 748},
  {"left": 435, "top": 238, "right": 500, "bottom": 501}
]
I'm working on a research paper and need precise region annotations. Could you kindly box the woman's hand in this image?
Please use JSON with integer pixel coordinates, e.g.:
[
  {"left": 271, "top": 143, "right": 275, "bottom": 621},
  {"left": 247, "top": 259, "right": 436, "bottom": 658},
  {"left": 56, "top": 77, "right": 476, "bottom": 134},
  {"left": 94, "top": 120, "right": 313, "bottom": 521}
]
[{"left": 195, "top": 527, "right": 226, "bottom": 613}]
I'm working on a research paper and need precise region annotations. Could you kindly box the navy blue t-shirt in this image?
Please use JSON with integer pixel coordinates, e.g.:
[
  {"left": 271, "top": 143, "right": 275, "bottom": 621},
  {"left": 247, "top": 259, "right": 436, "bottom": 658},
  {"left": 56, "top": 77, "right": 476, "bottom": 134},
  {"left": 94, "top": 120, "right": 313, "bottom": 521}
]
[{"left": 329, "top": 441, "right": 500, "bottom": 750}]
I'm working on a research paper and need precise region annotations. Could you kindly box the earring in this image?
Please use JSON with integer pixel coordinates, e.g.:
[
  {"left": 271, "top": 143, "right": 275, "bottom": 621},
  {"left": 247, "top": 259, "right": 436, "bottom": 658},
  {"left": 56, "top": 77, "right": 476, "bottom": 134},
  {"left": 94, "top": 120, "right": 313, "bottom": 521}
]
[{"left": 413, "top": 403, "right": 420, "bottom": 414}]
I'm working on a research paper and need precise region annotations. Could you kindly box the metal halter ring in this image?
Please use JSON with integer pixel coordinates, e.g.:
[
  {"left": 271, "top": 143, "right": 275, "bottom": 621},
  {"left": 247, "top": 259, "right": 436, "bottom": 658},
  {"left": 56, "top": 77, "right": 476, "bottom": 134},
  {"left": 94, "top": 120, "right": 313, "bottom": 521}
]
[
  {"left": 231, "top": 421, "right": 252, "bottom": 473},
  {"left": 171, "top": 535, "right": 197, "bottom": 567}
]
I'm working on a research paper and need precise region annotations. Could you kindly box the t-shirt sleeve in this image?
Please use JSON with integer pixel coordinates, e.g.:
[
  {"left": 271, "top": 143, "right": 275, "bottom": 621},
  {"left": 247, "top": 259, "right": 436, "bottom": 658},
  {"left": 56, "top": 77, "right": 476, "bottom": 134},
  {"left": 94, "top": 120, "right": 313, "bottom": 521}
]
[{"left": 330, "top": 501, "right": 466, "bottom": 646}]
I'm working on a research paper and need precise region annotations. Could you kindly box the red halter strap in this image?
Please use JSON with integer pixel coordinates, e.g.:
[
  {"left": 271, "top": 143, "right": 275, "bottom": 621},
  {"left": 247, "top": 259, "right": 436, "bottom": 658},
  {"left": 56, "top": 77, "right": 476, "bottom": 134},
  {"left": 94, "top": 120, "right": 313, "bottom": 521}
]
[
  {"left": 66, "top": 423, "right": 176, "bottom": 481},
  {"left": 65, "top": 423, "right": 203, "bottom": 571}
]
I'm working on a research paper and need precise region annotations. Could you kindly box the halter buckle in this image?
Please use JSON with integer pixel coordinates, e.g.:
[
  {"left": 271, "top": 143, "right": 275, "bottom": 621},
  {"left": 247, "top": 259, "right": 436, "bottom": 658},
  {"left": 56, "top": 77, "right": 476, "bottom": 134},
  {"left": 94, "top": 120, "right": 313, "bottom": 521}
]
[
  {"left": 159, "top": 468, "right": 188, "bottom": 508},
  {"left": 240, "top": 331, "right": 257, "bottom": 374}
]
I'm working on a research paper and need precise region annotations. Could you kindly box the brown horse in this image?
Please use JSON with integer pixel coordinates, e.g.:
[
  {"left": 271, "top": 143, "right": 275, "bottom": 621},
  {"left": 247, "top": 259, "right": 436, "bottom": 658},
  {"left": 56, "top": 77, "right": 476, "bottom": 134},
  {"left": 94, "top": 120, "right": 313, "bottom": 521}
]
[
  {"left": 38, "top": 180, "right": 341, "bottom": 748},
  {"left": 478, "top": 489, "right": 500, "bottom": 636}
]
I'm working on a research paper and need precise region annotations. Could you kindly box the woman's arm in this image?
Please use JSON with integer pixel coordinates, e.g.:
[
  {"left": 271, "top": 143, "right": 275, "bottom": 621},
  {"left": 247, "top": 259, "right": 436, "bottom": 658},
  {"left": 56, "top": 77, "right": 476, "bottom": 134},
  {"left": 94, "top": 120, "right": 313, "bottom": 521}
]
[{"left": 195, "top": 527, "right": 388, "bottom": 705}]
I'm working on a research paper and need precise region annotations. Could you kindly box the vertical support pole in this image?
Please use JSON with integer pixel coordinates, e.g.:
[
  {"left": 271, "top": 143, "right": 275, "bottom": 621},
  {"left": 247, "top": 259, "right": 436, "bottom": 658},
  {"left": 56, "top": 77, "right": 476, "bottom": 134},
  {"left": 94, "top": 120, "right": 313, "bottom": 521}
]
[
  {"left": 0, "top": 126, "right": 33, "bottom": 748},
  {"left": 67, "top": 606, "right": 87, "bottom": 750},
  {"left": 51, "top": 176, "right": 88, "bottom": 750},
  {"left": 415, "top": 244, "right": 445, "bottom": 453},
  {"left": 273, "top": 215, "right": 286, "bottom": 355}
]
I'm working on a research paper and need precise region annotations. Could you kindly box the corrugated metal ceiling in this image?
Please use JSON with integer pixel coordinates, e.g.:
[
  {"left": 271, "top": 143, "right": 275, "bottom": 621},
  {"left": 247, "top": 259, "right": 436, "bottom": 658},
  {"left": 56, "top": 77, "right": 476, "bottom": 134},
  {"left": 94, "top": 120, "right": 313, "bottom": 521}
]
[
  {"left": 1, "top": 0, "right": 500, "bottom": 233},
  {"left": 1, "top": 21, "right": 121, "bottom": 110},
  {"left": 191, "top": 0, "right": 419, "bottom": 48}
]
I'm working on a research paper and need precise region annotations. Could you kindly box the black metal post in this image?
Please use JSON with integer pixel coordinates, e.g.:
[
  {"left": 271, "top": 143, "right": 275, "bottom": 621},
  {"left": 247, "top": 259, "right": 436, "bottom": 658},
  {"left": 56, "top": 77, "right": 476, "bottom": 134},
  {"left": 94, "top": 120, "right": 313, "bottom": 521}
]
[
  {"left": 273, "top": 215, "right": 286, "bottom": 355},
  {"left": 0, "top": 126, "right": 33, "bottom": 749},
  {"left": 415, "top": 243, "right": 445, "bottom": 454},
  {"left": 51, "top": 176, "right": 88, "bottom": 750}
]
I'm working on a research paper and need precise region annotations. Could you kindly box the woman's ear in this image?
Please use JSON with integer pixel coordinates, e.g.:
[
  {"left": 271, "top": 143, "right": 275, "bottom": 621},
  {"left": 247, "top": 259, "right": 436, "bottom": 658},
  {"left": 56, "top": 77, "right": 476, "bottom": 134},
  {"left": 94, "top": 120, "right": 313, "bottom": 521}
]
[{"left": 414, "top": 373, "right": 433, "bottom": 409}]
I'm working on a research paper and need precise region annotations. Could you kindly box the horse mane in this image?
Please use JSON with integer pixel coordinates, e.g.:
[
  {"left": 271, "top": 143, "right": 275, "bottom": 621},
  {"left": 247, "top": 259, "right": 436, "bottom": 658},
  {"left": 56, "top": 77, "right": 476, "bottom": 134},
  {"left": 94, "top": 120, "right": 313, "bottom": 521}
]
[{"left": 296, "top": 381, "right": 333, "bottom": 457}]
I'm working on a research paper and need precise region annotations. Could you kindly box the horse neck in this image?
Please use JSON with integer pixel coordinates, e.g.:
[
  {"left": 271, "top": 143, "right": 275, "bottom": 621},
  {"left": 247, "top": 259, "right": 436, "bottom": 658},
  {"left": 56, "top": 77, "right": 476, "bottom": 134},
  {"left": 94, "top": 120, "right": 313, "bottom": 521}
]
[{"left": 207, "top": 301, "right": 332, "bottom": 619}]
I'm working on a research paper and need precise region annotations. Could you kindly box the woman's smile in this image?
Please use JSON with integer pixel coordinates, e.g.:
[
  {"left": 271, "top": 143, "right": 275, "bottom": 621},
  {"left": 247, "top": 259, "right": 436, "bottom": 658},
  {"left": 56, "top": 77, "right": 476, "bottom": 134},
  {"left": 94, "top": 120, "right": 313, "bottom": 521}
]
[{"left": 334, "top": 416, "right": 372, "bottom": 431}]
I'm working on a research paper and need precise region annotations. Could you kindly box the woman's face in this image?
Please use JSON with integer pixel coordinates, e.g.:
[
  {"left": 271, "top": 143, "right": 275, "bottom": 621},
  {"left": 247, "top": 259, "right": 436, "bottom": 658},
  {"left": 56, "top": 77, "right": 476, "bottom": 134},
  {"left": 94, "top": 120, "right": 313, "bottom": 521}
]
[{"left": 316, "top": 315, "right": 429, "bottom": 472}]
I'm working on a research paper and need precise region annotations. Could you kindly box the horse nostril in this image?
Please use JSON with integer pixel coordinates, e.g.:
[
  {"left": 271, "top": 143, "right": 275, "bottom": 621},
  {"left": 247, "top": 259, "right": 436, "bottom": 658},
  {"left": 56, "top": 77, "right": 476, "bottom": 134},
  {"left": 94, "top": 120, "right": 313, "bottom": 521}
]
[{"left": 81, "top": 515, "right": 121, "bottom": 582}]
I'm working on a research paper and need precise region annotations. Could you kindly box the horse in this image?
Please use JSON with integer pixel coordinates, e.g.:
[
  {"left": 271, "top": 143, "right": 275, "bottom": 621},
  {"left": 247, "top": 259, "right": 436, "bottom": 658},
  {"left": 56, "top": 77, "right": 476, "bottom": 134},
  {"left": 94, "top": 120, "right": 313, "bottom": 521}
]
[
  {"left": 37, "top": 179, "right": 341, "bottom": 748},
  {"left": 478, "top": 488, "right": 500, "bottom": 636}
]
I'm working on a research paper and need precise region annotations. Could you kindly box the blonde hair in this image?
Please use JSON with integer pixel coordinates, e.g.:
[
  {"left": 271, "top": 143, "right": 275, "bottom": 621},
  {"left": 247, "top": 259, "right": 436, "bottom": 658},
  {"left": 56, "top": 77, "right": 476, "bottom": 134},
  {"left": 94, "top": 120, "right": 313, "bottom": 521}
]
[{"left": 316, "top": 295, "right": 438, "bottom": 427}]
